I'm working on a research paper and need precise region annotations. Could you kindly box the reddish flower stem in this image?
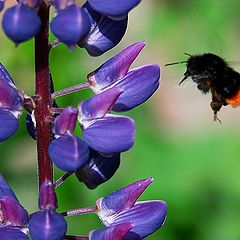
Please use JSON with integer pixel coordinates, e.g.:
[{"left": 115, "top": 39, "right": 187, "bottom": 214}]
[{"left": 34, "top": 2, "right": 53, "bottom": 188}]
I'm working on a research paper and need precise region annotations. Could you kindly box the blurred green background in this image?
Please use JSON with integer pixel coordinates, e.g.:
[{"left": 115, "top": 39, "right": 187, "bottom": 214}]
[{"left": 1, "top": 0, "right": 240, "bottom": 239}]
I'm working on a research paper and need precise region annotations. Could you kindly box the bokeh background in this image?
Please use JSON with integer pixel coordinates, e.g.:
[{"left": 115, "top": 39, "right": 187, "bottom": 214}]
[{"left": 1, "top": 0, "right": 240, "bottom": 239}]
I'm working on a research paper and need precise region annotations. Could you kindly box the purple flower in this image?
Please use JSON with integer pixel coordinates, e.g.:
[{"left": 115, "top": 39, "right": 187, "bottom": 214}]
[
  {"left": 0, "top": 64, "right": 23, "bottom": 141},
  {"left": 50, "top": 4, "right": 91, "bottom": 47},
  {"left": 0, "top": 175, "right": 29, "bottom": 239},
  {"left": 78, "top": 87, "right": 135, "bottom": 154},
  {"left": 2, "top": 3, "right": 41, "bottom": 44},
  {"left": 88, "top": 0, "right": 141, "bottom": 20},
  {"left": 96, "top": 178, "right": 167, "bottom": 239},
  {"left": 29, "top": 180, "right": 67, "bottom": 240},
  {"left": 79, "top": 2, "right": 128, "bottom": 56},
  {"left": 88, "top": 42, "right": 160, "bottom": 111}
]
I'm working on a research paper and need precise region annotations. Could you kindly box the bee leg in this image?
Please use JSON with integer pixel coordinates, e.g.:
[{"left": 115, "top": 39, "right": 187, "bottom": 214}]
[
  {"left": 210, "top": 100, "right": 222, "bottom": 123},
  {"left": 213, "top": 112, "right": 222, "bottom": 123}
]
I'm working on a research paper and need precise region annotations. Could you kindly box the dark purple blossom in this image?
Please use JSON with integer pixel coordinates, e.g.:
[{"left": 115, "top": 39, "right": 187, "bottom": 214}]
[
  {"left": 79, "top": 2, "right": 128, "bottom": 56},
  {"left": 75, "top": 149, "right": 120, "bottom": 189},
  {"left": 50, "top": 4, "right": 91, "bottom": 47},
  {"left": 96, "top": 178, "right": 167, "bottom": 239},
  {"left": 88, "top": 0, "right": 141, "bottom": 20},
  {"left": 88, "top": 41, "right": 160, "bottom": 112},
  {"left": 2, "top": 3, "right": 41, "bottom": 44}
]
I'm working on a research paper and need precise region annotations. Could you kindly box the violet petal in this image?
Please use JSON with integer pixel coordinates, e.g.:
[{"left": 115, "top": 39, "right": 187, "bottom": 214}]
[
  {"left": 75, "top": 150, "right": 120, "bottom": 189},
  {"left": 0, "top": 110, "right": 19, "bottom": 141},
  {"left": 0, "top": 227, "right": 29, "bottom": 240},
  {"left": 0, "top": 1, "right": 4, "bottom": 12},
  {"left": 0, "top": 196, "right": 29, "bottom": 226},
  {"left": 96, "top": 178, "right": 153, "bottom": 216},
  {"left": 0, "top": 63, "right": 14, "bottom": 84},
  {"left": 78, "top": 88, "right": 122, "bottom": 123},
  {"left": 115, "top": 201, "right": 167, "bottom": 240},
  {"left": 80, "top": 2, "right": 127, "bottom": 57},
  {"left": 48, "top": 135, "right": 90, "bottom": 172},
  {"left": 89, "top": 222, "right": 133, "bottom": 240},
  {"left": 50, "top": 4, "right": 91, "bottom": 46},
  {"left": 53, "top": 106, "right": 78, "bottom": 136},
  {"left": 88, "top": 0, "right": 141, "bottom": 19},
  {"left": 113, "top": 64, "right": 160, "bottom": 112},
  {"left": 2, "top": 4, "right": 41, "bottom": 44},
  {"left": 0, "top": 76, "right": 23, "bottom": 113},
  {"left": 82, "top": 115, "right": 135, "bottom": 154},
  {"left": 29, "top": 210, "right": 67, "bottom": 240},
  {"left": 87, "top": 42, "right": 145, "bottom": 93},
  {"left": 0, "top": 174, "right": 18, "bottom": 201},
  {"left": 39, "top": 180, "right": 57, "bottom": 210}
]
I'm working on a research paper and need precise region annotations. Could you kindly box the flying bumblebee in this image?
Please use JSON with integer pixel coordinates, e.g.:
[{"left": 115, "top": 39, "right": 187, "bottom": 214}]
[{"left": 166, "top": 53, "right": 240, "bottom": 122}]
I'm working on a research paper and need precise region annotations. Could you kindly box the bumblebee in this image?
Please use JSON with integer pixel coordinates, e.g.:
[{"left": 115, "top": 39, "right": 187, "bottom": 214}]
[{"left": 166, "top": 53, "right": 240, "bottom": 122}]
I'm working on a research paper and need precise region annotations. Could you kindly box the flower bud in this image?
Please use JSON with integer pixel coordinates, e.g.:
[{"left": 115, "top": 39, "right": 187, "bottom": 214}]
[
  {"left": 29, "top": 210, "right": 67, "bottom": 240},
  {"left": 50, "top": 4, "right": 91, "bottom": 47},
  {"left": 2, "top": 4, "right": 41, "bottom": 44}
]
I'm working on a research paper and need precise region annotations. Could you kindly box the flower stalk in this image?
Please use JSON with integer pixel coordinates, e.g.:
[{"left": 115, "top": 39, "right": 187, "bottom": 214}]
[{"left": 34, "top": 1, "right": 53, "bottom": 187}]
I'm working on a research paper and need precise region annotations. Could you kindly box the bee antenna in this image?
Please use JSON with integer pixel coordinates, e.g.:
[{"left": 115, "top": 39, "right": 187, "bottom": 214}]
[
  {"left": 184, "top": 52, "right": 192, "bottom": 57},
  {"left": 164, "top": 60, "right": 187, "bottom": 66},
  {"left": 178, "top": 75, "right": 189, "bottom": 85}
]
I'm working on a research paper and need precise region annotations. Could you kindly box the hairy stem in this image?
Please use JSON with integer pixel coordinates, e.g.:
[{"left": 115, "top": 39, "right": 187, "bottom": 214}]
[
  {"left": 61, "top": 206, "right": 97, "bottom": 217},
  {"left": 52, "top": 82, "right": 90, "bottom": 99},
  {"left": 34, "top": 2, "right": 53, "bottom": 188}
]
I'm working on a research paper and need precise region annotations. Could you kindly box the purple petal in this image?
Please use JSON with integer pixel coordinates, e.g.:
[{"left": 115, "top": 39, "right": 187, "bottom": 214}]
[
  {"left": 96, "top": 178, "right": 153, "bottom": 216},
  {"left": 39, "top": 180, "right": 57, "bottom": 210},
  {"left": 75, "top": 150, "right": 120, "bottom": 189},
  {"left": 0, "top": 174, "right": 18, "bottom": 200},
  {"left": 113, "top": 64, "right": 160, "bottom": 112},
  {"left": 89, "top": 223, "right": 133, "bottom": 240},
  {"left": 0, "top": 110, "right": 19, "bottom": 141},
  {"left": 82, "top": 115, "right": 135, "bottom": 154},
  {"left": 80, "top": 2, "right": 127, "bottom": 57},
  {"left": 53, "top": 106, "right": 78, "bottom": 136},
  {"left": 0, "top": 196, "right": 29, "bottom": 226},
  {"left": 115, "top": 201, "right": 167, "bottom": 240},
  {"left": 78, "top": 88, "right": 122, "bottom": 123},
  {"left": 88, "top": 0, "right": 141, "bottom": 19},
  {"left": 50, "top": 4, "right": 91, "bottom": 46},
  {"left": 48, "top": 135, "right": 90, "bottom": 172},
  {"left": 0, "top": 63, "right": 14, "bottom": 84},
  {"left": 0, "top": 76, "right": 23, "bottom": 113},
  {"left": 0, "top": 227, "right": 29, "bottom": 240},
  {"left": 29, "top": 210, "right": 67, "bottom": 240},
  {"left": 88, "top": 42, "right": 145, "bottom": 93},
  {"left": 2, "top": 4, "right": 41, "bottom": 44},
  {"left": 0, "top": 1, "right": 5, "bottom": 12}
]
